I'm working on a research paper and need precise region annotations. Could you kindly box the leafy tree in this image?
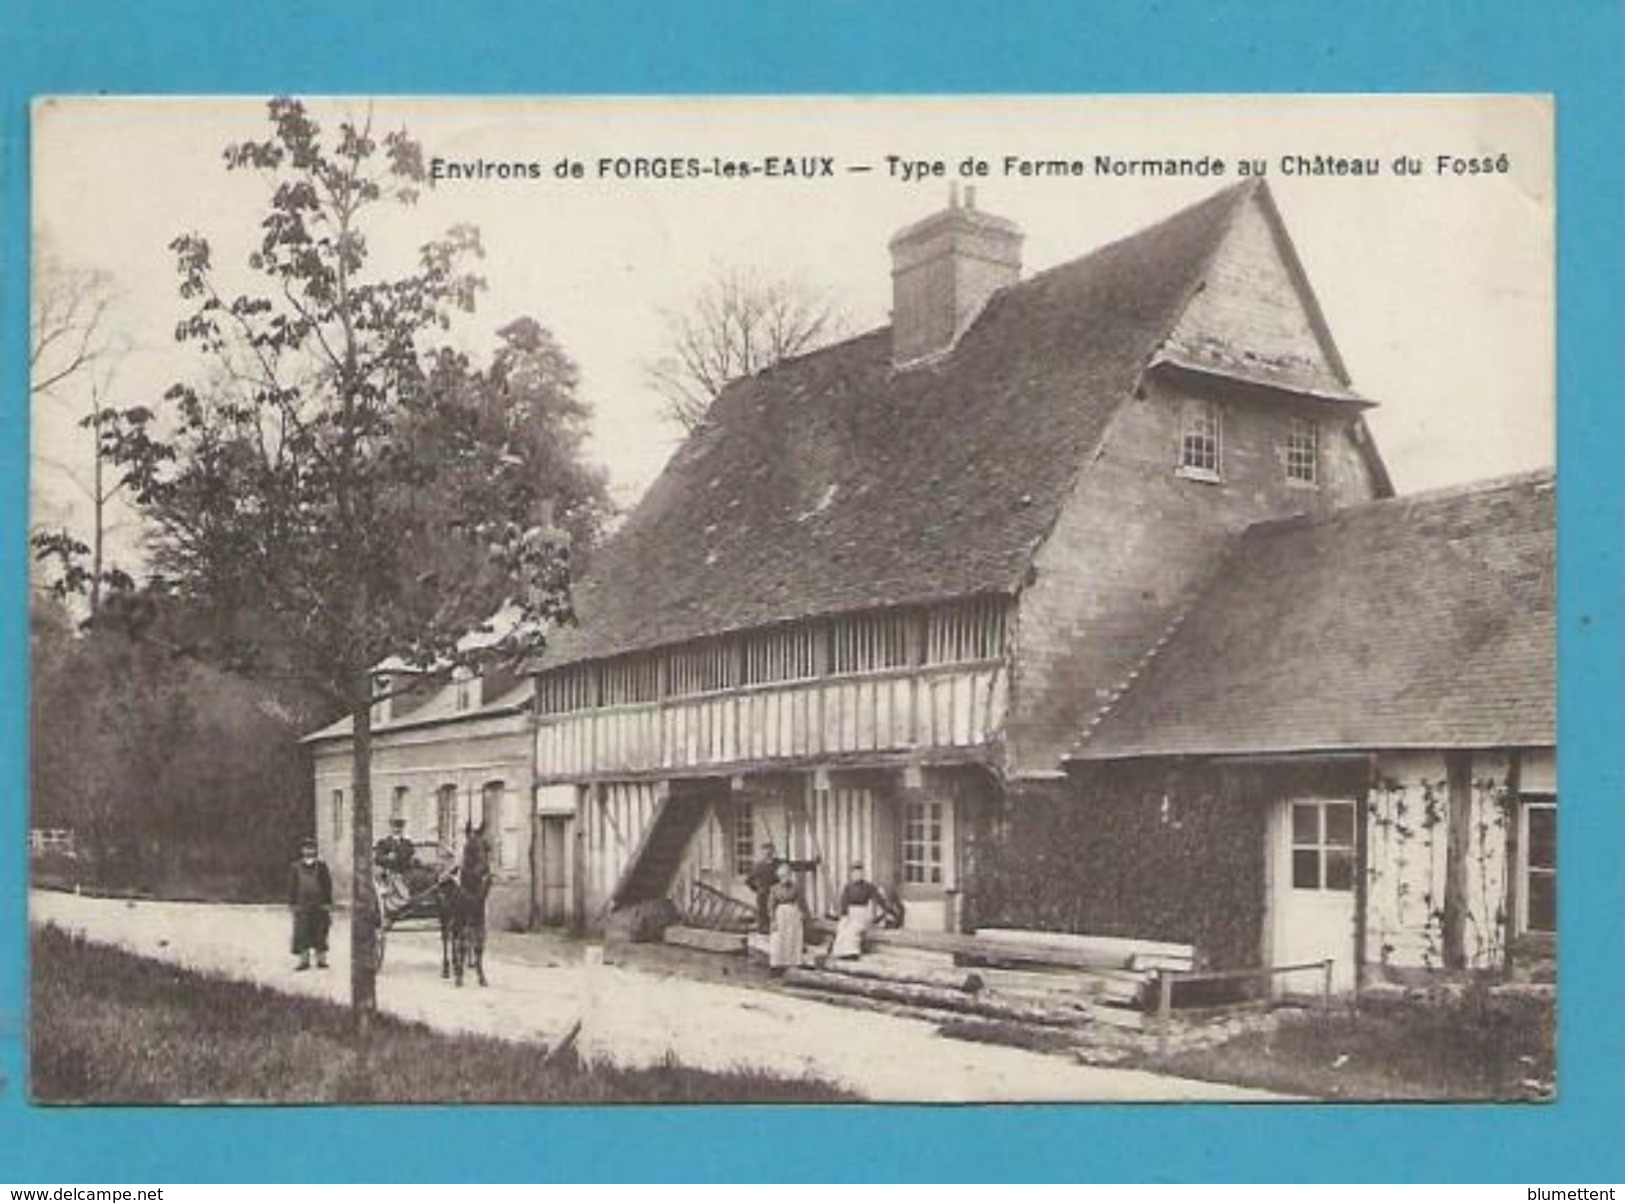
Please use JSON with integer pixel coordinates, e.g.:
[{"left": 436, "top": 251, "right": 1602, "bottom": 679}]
[
  {"left": 31, "top": 603, "right": 316, "bottom": 899},
  {"left": 646, "top": 266, "right": 846, "bottom": 432},
  {"left": 107, "top": 99, "right": 599, "bottom": 1023}
]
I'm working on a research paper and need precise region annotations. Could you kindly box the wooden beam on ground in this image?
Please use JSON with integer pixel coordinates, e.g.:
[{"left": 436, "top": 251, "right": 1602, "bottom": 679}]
[
  {"left": 818, "top": 957, "right": 984, "bottom": 993},
  {"left": 783, "top": 967, "right": 1093, "bottom": 1027},
  {"left": 975, "top": 927, "right": 1195, "bottom": 964},
  {"left": 663, "top": 924, "right": 747, "bottom": 954},
  {"left": 868, "top": 926, "right": 1167, "bottom": 972}
]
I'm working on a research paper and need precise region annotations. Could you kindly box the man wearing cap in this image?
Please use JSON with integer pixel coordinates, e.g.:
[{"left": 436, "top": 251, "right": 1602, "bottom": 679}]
[
  {"left": 744, "top": 840, "right": 820, "bottom": 934},
  {"left": 288, "top": 837, "right": 333, "bottom": 971}
]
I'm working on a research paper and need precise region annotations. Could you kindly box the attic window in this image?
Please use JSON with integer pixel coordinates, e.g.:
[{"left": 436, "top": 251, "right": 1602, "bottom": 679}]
[
  {"left": 1286, "top": 417, "right": 1319, "bottom": 485},
  {"left": 1178, "top": 400, "right": 1222, "bottom": 482},
  {"left": 452, "top": 665, "right": 476, "bottom": 712}
]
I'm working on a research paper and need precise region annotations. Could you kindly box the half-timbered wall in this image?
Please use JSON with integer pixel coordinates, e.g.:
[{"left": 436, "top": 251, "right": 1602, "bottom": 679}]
[
  {"left": 535, "top": 599, "right": 1010, "bottom": 781},
  {"left": 805, "top": 782, "right": 879, "bottom": 917},
  {"left": 581, "top": 780, "right": 663, "bottom": 922}
]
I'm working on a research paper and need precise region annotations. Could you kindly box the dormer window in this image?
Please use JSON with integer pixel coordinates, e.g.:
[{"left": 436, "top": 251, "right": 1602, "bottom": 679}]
[
  {"left": 371, "top": 673, "right": 391, "bottom": 727},
  {"left": 1286, "top": 417, "right": 1319, "bottom": 485},
  {"left": 453, "top": 665, "right": 476, "bottom": 712},
  {"left": 1178, "top": 399, "right": 1223, "bottom": 482}
]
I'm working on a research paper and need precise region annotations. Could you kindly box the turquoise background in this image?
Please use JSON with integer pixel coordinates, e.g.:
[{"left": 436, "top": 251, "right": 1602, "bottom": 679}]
[{"left": 1, "top": 0, "right": 1620, "bottom": 1183}]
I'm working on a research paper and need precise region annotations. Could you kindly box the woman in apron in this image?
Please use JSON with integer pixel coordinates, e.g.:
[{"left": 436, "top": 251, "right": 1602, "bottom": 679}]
[
  {"left": 830, "top": 860, "right": 881, "bottom": 960},
  {"left": 767, "top": 862, "right": 807, "bottom": 975}
]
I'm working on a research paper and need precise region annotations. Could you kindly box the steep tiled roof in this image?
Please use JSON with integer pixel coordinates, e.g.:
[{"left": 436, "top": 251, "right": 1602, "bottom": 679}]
[
  {"left": 301, "top": 677, "right": 534, "bottom": 745},
  {"left": 1070, "top": 470, "right": 1555, "bottom": 759},
  {"left": 546, "top": 181, "right": 1284, "bottom": 667}
]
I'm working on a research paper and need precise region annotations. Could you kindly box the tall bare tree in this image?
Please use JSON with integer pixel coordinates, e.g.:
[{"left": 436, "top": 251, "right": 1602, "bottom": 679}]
[
  {"left": 30, "top": 246, "right": 131, "bottom": 615},
  {"left": 647, "top": 266, "right": 846, "bottom": 432}
]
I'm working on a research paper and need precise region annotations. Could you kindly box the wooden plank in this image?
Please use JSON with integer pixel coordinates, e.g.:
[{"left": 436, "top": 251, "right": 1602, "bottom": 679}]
[
  {"left": 974, "top": 927, "right": 1195, "bottom": 963},
  {"left": 1130, "top": 953, "right": 1196, "bottom": 973},
  {"left": 869, "top": 927, "right": 1158, "bottom": 971},
  {"left": 663, "top": 925, "right": 747, "bottom": 954}
]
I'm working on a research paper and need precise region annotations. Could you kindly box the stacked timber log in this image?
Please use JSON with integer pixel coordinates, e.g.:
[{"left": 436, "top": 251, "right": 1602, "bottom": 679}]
[{"left": 779, "top": 927, "right": 1195, "bottom": 1031}]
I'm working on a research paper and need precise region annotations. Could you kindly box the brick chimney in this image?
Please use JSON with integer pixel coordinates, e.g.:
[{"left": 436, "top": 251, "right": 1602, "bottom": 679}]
[{"left": 889, "top": 184, "right": 1023, "bottom": 367}]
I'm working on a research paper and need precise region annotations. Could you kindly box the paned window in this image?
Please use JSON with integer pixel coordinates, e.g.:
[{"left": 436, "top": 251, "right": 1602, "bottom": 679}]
[
  {"left": 1286, "top": 417, "right": 1319, "bottom": 484},
  {"left": 1290, "top": 799, "right": 1354, "bottom": 891},
  {"left": 902, "top": 799, "right": 945, "bottom": 886},
  {"left": 733, "top": 799, "right": 755, "bottom": 876},
  {"left": 1521, "top": 795, "right": 1555, "bottom": 935},
  {"left": 436, "top": 785, "right": 459, "bottom": 854},
  {"left": 1179, "top": 400, "right": 1223, "bottom": 479}
]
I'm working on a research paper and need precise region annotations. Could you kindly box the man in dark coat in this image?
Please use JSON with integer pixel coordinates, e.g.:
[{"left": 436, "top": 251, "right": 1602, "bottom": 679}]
[
  {"left": 375, "top": 816, "right": 417, "bottom": 873},
  {"left": 744, "top": 840, "right": 820, "bottom": 934},
  {"left": 288, "top": 837, "right": 333, "bottom": 970}
]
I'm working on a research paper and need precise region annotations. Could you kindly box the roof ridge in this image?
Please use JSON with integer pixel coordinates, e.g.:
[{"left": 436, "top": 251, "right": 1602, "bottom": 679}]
[
  {"left": 1019, "top": 178, "right": 1257, "bottom": 293},
  {"left": 1239, "top": 466, "right": 1555, "bottom": 540}
]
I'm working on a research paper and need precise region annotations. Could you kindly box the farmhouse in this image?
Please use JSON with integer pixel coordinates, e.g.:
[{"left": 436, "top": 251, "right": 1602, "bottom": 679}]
[
  {"left": 1060, "top": 471, "right": 1555, "bottom": 987},
  {"left": 304, "top": 660, "right": 536, "bottom": 930},
  {"left": 524, "top": 180, "right": 1398, "bottom": 937},
  {"left": 310, "top": 178, "right": 1554, "bottom": 988}
]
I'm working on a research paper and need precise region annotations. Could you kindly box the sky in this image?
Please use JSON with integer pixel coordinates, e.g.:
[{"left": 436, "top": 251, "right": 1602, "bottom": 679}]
[{"left": 30, "top": 95, "right": 1553, "bottom": 569}]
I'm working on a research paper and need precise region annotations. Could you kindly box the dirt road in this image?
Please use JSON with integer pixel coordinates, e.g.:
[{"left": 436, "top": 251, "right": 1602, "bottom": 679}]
[{"left": 31, "top": 891, "right": 1285, "bottom": 1102}]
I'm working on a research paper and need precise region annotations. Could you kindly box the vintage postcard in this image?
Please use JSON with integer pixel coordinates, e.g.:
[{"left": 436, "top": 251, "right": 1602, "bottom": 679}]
[{"left": 27, "top": 95, "right": 1553, "bottom": 1106}]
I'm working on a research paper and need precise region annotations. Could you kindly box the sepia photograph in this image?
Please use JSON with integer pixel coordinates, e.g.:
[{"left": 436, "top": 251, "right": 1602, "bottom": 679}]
[{"left": 27, "top": 94, "right": 1554, "bottom": 1105}]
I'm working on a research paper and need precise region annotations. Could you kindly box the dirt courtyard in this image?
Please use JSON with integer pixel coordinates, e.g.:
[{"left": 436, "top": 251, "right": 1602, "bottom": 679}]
[{"left": 30, "top": 891, "right": 1284, "bottom": 1102}]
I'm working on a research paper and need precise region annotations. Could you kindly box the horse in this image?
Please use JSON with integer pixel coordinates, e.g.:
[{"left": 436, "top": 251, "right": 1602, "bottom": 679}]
[{"left": 436, "top": 824, "right": 492, "bottom": 987}]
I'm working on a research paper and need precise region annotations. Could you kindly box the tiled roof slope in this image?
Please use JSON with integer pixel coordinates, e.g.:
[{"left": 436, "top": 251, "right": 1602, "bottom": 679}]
[
  {"left": 1071, "top": 470, "right": 1555, "bottom": 760},
  {"left": 546, "top": 181, "right": 1268, "bottom": 667},
  {"left": 302, "top": 678, "right": 534, "bottom": 745}
]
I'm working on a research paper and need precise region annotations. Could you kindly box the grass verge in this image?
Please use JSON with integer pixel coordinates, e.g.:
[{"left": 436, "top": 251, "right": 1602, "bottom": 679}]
[
  {"left": 31, "top": 924, "right": 854, "bottom": 1104},
  {"left": 1153, "top": 992, "right": 1555, "bottom": 1100}
]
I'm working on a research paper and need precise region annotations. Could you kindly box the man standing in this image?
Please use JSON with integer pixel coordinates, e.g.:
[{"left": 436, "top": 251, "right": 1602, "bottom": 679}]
[
  {"left": 745, "top": 840, "right": 819, "bottom": 934},
  {"left": 288, "top": 837, "right": 333, "bottom": 971}
]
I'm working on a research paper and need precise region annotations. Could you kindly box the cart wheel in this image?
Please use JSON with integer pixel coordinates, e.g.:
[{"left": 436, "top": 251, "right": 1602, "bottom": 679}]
[{"left": 373, "top": 925, "right": 387, "bottom": 971}]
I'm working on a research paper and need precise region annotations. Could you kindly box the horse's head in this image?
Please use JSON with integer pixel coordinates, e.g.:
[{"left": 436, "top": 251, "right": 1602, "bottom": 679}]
[{"left": 460, "top": 823, "right": 493, "bottom": 897}]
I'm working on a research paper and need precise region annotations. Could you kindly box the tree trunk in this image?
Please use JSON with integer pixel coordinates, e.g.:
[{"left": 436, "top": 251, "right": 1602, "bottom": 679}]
[
  {"left": 1441, "top": 751, "right": 1473, "bottom": 972},
  {"left": 349, "top": 670, "right": 377, "bottom": 1026}
]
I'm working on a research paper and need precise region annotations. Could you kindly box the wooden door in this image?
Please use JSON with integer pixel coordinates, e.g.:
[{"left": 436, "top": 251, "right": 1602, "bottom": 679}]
[
  {"left": 537, "top": 815, "right": 572, "bottom": 926},
  {"left": 1270, "top": 797, "right": 1357, "bottom": 992},
  {"left": 898, "top": 792, "right": 956, "bottom": 931}
]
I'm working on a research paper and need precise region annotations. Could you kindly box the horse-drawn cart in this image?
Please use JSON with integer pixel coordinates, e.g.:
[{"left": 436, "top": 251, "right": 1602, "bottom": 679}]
[
  {"left": 371, "top": 865, "right": 449, "bottom": 971},
  {"left": 369, "top": 833, "right": 492, "bottom": 985}
]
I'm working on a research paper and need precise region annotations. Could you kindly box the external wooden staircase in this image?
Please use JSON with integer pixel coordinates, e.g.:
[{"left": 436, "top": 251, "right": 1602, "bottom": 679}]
[{"left": 608, "top": 787, "right": 713, "bottom": 911}]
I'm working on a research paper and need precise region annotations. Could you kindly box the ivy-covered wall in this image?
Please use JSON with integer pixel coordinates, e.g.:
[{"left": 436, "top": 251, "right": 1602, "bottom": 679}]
[
  {"left": 1365, "top": 750, "right": 1517, "bottom": 977},
  {"left": 975, "top": 760, "right": 1367, "bottom": 969}
]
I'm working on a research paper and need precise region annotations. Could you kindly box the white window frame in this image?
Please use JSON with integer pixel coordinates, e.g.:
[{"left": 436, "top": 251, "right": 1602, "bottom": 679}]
[
  {"left": 331, "top": 789, "right": 345, "bottom": 842},
  {"left": 436, "top": 784, "right": 459, "bottom": 854},
  {"left": 453, "top": 665, "right": 476, "bottom": 712},
  {"left": 1289, "top": 799, "right": 1355, "bottom": 893},
  {"left": 1177, "top": 399, "right": 1223, "bottom": 482},
  {"left": 1518, "top": 794, "right": 1556, "bottom": 936},
  {"left": 1286, "top": 416, "right": 1319, "bottom": 486},
  {"left": 902, "top": 799, "right": 945, "bottom": 887},
  {"left": 733, "top": 799, "right": 755, "bottom": 877}
]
